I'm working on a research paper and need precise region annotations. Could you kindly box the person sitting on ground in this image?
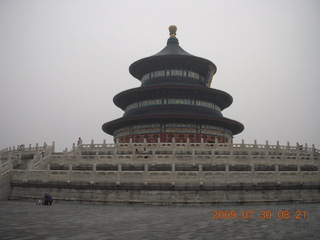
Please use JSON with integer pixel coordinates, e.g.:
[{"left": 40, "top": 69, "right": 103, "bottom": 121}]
[
  {"left": 36, "top": 199, "right": 43, "bottom": 205},
  {"left": 43, "top": 193, "right": 53, "bottom": 205}
]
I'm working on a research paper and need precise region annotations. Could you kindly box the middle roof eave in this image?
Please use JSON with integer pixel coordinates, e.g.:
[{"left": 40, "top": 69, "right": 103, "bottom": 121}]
[{"left": 113, "top": 85, "right": 233, "bottom": 111}]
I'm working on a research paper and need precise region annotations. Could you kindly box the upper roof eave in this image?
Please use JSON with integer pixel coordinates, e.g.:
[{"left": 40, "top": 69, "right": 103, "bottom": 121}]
[
  {"left": 128, "top": 34, "right": 217, "bottom": 80},
  {"left": 129, "top": 54, "right": 217, "bottom": 80}
]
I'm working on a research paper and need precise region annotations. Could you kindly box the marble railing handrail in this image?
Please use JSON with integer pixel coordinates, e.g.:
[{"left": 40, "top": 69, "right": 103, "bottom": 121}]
[
  {"left": 1, "top": 140, "right": 319, "bottom": 156},
  {"left": 76, "top": 141, "right": 319, "bottom": 155},
  {"left": 0, "top": 142, "right": 53, "bottom": 154}
]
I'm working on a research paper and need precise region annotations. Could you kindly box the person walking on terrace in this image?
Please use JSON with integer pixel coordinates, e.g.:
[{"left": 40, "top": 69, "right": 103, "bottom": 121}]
[{"left": 77, "top": 137, "right": 82, "bottom": 147}]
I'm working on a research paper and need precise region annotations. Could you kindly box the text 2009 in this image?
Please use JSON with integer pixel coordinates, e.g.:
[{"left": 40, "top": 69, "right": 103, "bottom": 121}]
[{"left": 211, "top": 210, "right": 307, "bottom": 220}]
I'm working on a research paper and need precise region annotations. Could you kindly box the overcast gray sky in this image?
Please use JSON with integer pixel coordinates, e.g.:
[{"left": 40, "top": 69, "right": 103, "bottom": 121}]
[{"left": 1, "top": 0, "right": 319, "bottom": 151}]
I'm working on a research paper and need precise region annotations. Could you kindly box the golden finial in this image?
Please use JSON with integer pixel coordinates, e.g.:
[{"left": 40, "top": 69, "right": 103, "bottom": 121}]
[{"left": 169, "top": 25, "right": 177, "bottom": 38}]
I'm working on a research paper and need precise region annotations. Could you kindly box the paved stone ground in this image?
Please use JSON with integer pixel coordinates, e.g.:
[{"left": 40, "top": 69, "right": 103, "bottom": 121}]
[{"left": 0, "top": 200, "right": 319, "bottom": 240}]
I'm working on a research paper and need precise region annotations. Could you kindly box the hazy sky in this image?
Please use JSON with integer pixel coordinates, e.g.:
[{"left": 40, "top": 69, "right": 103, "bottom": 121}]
[{"left": 1, "top": 0, "right": 319, "bottom": 151}]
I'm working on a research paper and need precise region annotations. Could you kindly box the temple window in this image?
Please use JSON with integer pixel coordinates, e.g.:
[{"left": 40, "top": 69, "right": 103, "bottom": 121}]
[
  {"left": 125, "top": 98, "right": 221, "bottom": 112},
  {"left": 182, "top": 70, "right": 187, "bottom": 77},
  {"left": 168, "top": 98, "right": 191, "bottom": 104},
  {"left": 141, "top": 73, "right": 150, "bottom": 83},
  {"left": 141, "top": 69, "right": 203, "bottom": 81},
  {"left": 171, "top": 70, "right": 183, "bottom": 76},
  {"left": 188, "top": 71, "right": 199, "bottom": 80},
  {"left": 154, "top": 70, "right": 165, "bottom": 77}
]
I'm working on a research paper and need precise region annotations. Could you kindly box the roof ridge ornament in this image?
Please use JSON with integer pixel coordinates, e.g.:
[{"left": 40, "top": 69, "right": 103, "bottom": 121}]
[{"left": 169, "top": 25, "right": 177, "bottom": 38}]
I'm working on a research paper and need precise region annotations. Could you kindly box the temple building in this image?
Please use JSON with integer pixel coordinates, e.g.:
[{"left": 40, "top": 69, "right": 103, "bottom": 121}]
[{"left": 102, "top": 25, "right": 244, "bottom": 143}]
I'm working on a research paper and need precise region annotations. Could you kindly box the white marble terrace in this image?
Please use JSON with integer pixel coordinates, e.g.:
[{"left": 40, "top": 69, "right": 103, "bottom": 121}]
[{"left": 1, "top": 139, "right": 319, "bottom": 186}]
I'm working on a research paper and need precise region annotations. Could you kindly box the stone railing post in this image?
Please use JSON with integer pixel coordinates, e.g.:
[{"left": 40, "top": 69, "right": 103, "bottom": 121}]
[
  {"left": 9, "top": 159, "right": 13, "bottom": 171},
  {"left": 17, "top": 150, "right": 22, "bottom": 163},
  {"left": 68, "top": 164, "right": 73, "bottom": 182},
  {"left": 91, "top": 139, "right": 94, "bottom": 150},
  {"left": 114, "top": 147, "right": 118, "bottom": 161},
  {"left": 172, "top": 163, "right": 176, "bottom": 183},
  {"left": 117, "top": 164, "right": 121, "bottom": 185},
  {"left": 29, "top": 154, "right": 36, "bottom": 170},
  {"left": 229, "top": 145, "right": 234, "bottom": 159},
  {"left": 276, "top": 141, "right": 280, "bottom": 152},
  {"left": 8, "top": 152, "right": 12, "bottom": 165},
  {"left": 251, "top": 164, "right": 255, "bottom": 185},
  {"left": 225, "top": 164, "right": 229, "bottom": 186},
  {"left": 227, "top": 138, "right": 232, "bottom": 148},
  {"left": 295, "top": 142, "right": 300, "bottom": 153},
  {"left": 143, "top": 138, "right": 147, "bottom": 148},
  {"left": 253, "top": 140, "right": 258, "bottom": 151},
  {"left": 305, "top": 143, "right": 308, "bottom": 152},
  {"left": 63, "top": 148, "right": 68, "bottom": 158},
  {"left": 72, "top": 143, "right": 76, "bottom": 155},
  {"left": 296, "top": 142, "right": 301, "bottom": 163},
  {"left": 171, "top": 138, "right": 175, "bottom": 150},
  {"left": 46, "top": 164, "right": 50, "bottom": 182},
  {"left": 151, "top": 149, "right": 156, "bottom": 163},
  {"left": 241, "top": 139, "right": 245, "bottom": 151},
  {"left": 186, "top": 138, "right": 190, "bottom": 150},
  {"left": 211, "top": 145, "right": 215, "bottom": 156},
  {"left": 275, "top": 164, "right": 280, "bottom": 185},
  {"left": 298, "top": 164, "right": 302, "bottom": 184},
  {"left": 192, "top": 149, "right": 195, "bottom": 163},
  {"left": 51, "top": 141, "right": 55, "bottom": 153},
  {"left": 311, "top": 144, "right": 316, "bottom": 160},
  {"left": 25, "top": 162, "right": 31, "bottom": 181},
  {"left": 92, "top": 163, "right": 96, "bottom": 183},
  {"left": 144, "top": 163, "right": 148, "bottom": 185}
]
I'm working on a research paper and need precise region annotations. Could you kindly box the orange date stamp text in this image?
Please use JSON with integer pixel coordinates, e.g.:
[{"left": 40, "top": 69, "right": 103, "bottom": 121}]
[{"left": 211, "top": 210, "right": 307, "bottom": 220}]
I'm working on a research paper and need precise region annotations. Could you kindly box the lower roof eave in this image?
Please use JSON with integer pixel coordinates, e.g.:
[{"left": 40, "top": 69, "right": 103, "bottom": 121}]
[{"left": 102, "top": 115, "right": 244, "bottom": 136}]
